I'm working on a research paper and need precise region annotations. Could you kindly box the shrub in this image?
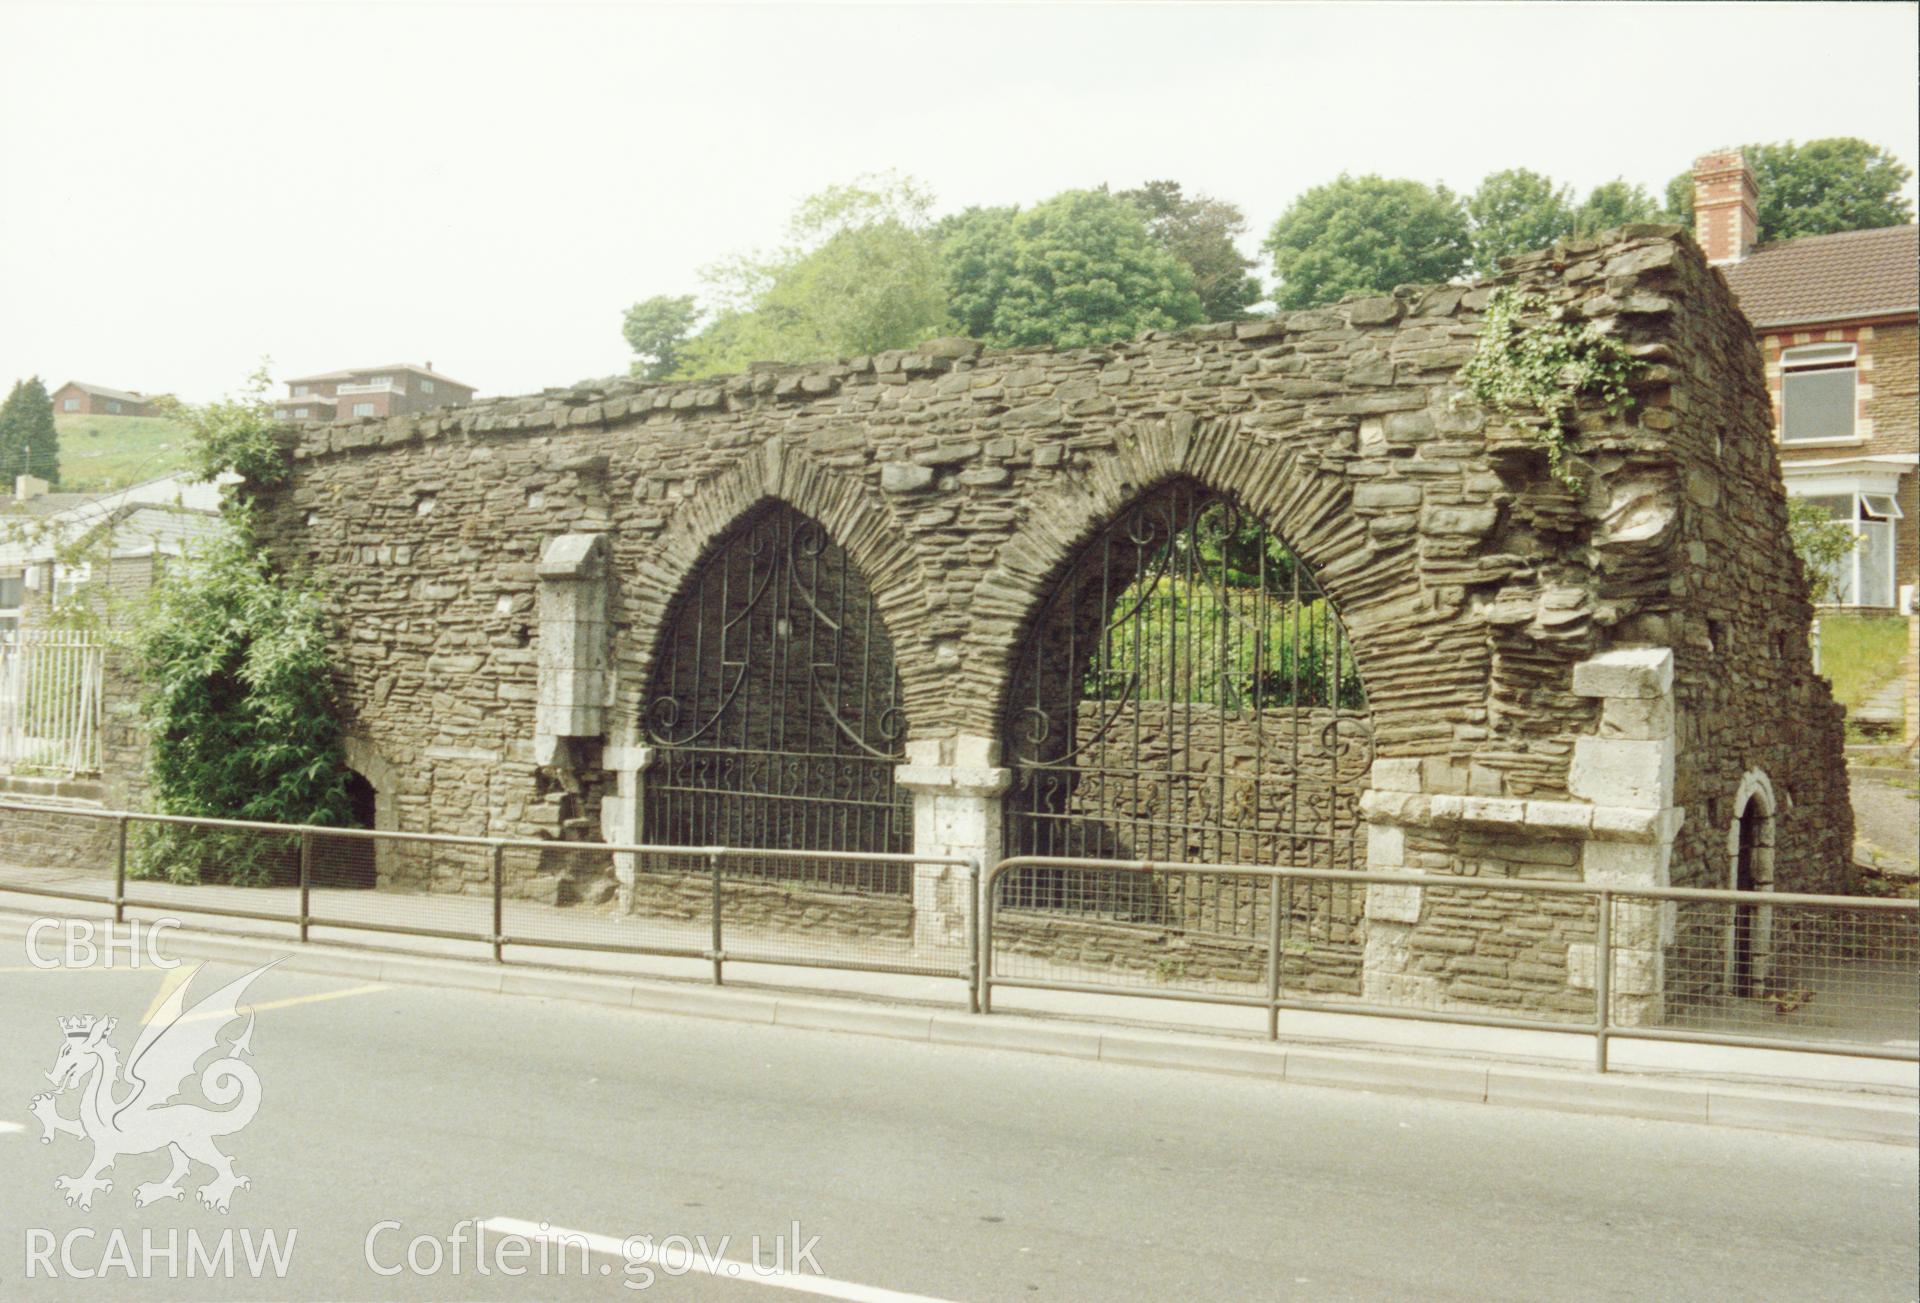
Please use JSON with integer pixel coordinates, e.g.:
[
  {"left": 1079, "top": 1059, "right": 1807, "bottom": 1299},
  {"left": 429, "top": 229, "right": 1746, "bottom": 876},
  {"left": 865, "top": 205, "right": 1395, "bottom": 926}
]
[{"left": 133, "top": 369, "right": 350, "bottom": 885}]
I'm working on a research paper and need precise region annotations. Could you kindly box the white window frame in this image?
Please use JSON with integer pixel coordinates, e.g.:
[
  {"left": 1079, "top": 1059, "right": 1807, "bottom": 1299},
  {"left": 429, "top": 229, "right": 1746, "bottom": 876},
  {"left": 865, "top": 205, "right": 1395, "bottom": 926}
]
[
  {"left": 1779, "top": 343, "right": 1859, "bottom": 446},
  {"left": 1791, "top": 483, "right": 1903, "bottom": 608},
  {"left": 420, "top": 378, "right": 434, "bottom": 394},
  {"left": 352, "top": 402, "right": 376, "bottom": 417},
  {"left": 293, "top": 385, "right": 310, "bottom": 397},
  {"left": 62, "top": 397, "right": 79, "bottom": 411},
  {"left": 294, "top": 407, "right": 310, "bottom": 419}
]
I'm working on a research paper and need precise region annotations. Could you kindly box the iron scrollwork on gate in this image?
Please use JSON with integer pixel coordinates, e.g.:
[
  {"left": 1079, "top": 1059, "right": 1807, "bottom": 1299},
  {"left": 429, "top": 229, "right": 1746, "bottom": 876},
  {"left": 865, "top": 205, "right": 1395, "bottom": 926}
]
[
  {"left": 642, "top": 504, "right": 911, "bottom": 893},
  {"left": 1002, "top": 480, "right": 1374, "bottom": 931}
]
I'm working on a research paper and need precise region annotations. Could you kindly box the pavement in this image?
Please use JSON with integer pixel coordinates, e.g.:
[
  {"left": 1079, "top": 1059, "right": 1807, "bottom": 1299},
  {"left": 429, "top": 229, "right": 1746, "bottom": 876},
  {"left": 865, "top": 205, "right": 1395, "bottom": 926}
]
[
  {"left": 2, "top": 929, "right": 1916, "bottom": 1302},
  {"left": 1852, "top": 669, "right": 1909, "bottom": 736},
  {"left": 4, "top": 856, "right": 1915, "bottom": 1081},
  {"left": 1851, "top": 763, "right": 1920, "bottom": 876}
]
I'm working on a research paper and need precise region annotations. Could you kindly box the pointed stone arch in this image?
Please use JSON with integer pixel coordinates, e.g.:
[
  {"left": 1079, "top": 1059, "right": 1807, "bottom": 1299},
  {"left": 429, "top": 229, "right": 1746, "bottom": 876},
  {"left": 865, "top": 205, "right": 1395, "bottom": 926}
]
[
  {"left": 617, "top": 442, "right": 946, "bottom": 743},
  {"left": 963, "top": 415, "right": 1438, "bottom": 748},
  {"left": 632, "top": 493, "right": 915, "bottom": 877}
]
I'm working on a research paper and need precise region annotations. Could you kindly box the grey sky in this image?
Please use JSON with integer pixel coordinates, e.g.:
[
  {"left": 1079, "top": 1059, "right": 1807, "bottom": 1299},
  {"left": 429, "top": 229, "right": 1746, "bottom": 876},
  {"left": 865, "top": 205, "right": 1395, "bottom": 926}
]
[{"left": 3, "top": 1, "right": 1915, "bottom": 404}]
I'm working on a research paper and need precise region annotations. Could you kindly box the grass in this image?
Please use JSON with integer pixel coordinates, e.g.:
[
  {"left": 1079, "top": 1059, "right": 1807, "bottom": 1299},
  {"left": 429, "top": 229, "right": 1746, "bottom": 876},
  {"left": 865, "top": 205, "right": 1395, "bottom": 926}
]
[
  {"left": 1817, "top": 611, "right": 1911, "bottom": 720},
  {"left": 50, "top": 413, "right": 197, "bottom": 492},
  {"left": 1094, "top": 582, "right": 1365, "bottom": 710}
]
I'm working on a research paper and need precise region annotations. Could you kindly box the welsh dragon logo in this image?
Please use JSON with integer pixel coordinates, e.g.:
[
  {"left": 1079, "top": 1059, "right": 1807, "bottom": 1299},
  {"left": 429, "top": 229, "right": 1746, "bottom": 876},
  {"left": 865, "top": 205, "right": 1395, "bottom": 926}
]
[{"left": 31, "top": 961, "right": 277, "bottom": 1213}]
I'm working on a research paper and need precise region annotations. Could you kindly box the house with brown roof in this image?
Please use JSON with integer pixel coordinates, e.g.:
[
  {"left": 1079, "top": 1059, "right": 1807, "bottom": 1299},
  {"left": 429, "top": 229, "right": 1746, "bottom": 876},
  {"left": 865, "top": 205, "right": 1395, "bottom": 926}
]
[
  {"left": 1693, "top": 150, "right": 1918, "bottom": 609},
  {"left": 275, "top": 362, "right": 475, "bottom": 424},
  {"left": 49, "top": 382, "right": 156, "bottom": 418}
]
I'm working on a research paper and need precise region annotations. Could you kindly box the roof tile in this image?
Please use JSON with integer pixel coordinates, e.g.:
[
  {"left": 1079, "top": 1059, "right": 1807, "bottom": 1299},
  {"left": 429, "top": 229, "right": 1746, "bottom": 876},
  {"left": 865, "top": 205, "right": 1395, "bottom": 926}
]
[{"left": 1720, "top": 224, "right": 1919, "bottom": 327}]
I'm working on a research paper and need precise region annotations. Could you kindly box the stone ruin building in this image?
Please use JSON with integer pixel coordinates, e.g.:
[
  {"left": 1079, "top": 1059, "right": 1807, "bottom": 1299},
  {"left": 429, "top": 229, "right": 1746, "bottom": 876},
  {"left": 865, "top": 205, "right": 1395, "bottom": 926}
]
[{"left": 246, "top": 225, "right": 1852, "bottom": 1024}]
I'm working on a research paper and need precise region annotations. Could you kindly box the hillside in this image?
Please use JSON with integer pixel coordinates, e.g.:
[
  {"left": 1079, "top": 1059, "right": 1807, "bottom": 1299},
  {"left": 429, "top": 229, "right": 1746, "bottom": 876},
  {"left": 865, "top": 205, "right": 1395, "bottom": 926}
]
[{"left": 49, "top": 413, "right": 197, "bottom": 492}]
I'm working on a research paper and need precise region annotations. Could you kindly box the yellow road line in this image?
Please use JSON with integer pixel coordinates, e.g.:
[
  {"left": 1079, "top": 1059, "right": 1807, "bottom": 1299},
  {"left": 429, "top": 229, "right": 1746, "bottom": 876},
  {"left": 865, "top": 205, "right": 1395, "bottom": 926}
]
[
  {"left": 141, "top": 961, "right": 202, "bottom": 1025},
  {"left": 174, "top": 982, "right": 387, "bottom": 1026}
]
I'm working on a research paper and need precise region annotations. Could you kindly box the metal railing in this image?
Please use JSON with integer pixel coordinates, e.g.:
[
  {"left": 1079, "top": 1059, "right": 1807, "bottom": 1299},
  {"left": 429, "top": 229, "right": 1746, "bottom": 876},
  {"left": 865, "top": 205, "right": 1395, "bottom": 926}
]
[
  {"left": 0, "top": 804, "right": 977, "bottom": 1007},
  {"left": 0, "top": 631, "right": 104, "bottom": 775},
  {"left": 1, "top": 804, "right": 1914, "bottom": 1074},
  {"left": 982, "top": 856, "right": 1919, "bottom": 1072}
]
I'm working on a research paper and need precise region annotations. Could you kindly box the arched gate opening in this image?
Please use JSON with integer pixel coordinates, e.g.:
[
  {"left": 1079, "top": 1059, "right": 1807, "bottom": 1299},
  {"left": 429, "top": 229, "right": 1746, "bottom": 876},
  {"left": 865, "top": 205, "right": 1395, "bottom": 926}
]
[
  {"left": 641, "top": 502, "right": 912, "bottom": 893},
  {"left": 999, "top": 479, "right": 1374, "bottom": 981}
]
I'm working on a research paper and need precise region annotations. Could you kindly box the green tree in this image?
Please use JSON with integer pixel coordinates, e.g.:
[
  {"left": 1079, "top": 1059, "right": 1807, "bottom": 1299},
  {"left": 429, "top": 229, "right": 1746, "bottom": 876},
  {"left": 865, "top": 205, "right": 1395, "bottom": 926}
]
[
  {"left": 1787, "top": 496, "right": 1860, "bottom": 604},
  {"left": 1465, "top": 169, "right": 1576, "bottom": 275},
  {"left": 0, "top": 376, "right": 60, "bottom": 485},
  {"left": 621, "top": 294, "right": 700, "bottom": 381},
  {"left": 1117, "top": 180, "right": 1262, "bottom": 321},
  {"left": 1573, "top": 178, "right": 1667, "bottom": 236},
  {"left": 1665, "top": 139, "right": 1916, "bottom": 243},
  {"left": 675, "top": 174, "right": 953, "bottom": 377},
  {"left": 1262, "top": 174, "right": 1470, "bottom": 310},
  {"left": 187, "top": 363, "right": 290, "bottom": 488},
  {"left": 937, "top": 204, "right": 1019, "bottom": 340},
  {"left": 941, "top": 188, "right": 1204, "bottom": 348}
]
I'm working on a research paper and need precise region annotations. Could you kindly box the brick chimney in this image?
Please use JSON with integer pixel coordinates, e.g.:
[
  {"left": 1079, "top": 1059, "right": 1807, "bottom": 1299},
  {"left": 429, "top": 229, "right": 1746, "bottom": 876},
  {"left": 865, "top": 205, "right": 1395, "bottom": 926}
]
[{"left": 1693, "top": 150, "right": 1758, "bottom": 264}]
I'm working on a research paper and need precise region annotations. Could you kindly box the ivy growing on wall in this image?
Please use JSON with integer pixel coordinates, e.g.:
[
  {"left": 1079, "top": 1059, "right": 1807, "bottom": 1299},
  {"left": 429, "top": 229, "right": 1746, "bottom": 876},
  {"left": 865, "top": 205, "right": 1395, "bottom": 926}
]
[
  {"left": 1457, "top": 288, "right": 1645, "bottom": 489},
  {"left": 133, "top": 370, "right": 350, "bottom": 885}
]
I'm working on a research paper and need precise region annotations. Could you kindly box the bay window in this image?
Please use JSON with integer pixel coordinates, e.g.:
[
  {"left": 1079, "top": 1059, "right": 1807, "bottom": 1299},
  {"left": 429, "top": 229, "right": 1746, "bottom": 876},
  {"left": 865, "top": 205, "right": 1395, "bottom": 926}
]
[{"left": 1798, "top": 489, "right": 1902, "bottom": 607}]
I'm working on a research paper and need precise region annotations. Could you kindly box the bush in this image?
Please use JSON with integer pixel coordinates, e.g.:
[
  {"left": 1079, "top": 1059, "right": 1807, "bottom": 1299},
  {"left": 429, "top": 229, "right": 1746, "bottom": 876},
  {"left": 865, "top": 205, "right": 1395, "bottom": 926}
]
[{"left": 134, "top": 508, "right": 350, "bottom": 886}]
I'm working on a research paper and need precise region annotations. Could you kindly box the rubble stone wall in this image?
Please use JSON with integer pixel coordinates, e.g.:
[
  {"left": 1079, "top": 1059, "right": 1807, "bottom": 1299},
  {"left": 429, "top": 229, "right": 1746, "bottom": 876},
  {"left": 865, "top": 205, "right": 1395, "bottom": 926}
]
[
  {"left": 0, "top": 778, "right": 115, "bottom": 877},
  {"left": 246, "top": 225, "right": 1851, "bottom": 1018}
]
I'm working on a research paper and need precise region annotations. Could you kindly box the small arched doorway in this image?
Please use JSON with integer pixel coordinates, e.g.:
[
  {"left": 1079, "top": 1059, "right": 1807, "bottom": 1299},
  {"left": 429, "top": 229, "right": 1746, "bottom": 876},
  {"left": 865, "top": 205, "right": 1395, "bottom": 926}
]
[
  {"left": 1730, "top": 798, "right": 1766, "bottom": 996},
  {"left": 318, "top": 769, "right": 380, "bottom": 889},
  {"left": 1726, "top": 770, "right": 1777, "bottom": 997}
]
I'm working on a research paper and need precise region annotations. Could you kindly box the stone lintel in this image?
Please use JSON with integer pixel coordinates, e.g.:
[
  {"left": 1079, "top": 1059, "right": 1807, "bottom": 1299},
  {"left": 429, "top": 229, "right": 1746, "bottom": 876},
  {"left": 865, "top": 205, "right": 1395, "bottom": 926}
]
[
  {"left": 603, "top": 744, "right": 658, "bottom": 774},
  {"left": 1362, "top": 790, "right": 1679, "bottom": 846},
  {"left": 903, "top": 735, "right": 1002, "bottom": 769},
  {"left": 895, "top": 763, "right": 1013, "bottom": 799},
  {"left": 1570, "top": 646, "right": 1674, "bottom": 699}
]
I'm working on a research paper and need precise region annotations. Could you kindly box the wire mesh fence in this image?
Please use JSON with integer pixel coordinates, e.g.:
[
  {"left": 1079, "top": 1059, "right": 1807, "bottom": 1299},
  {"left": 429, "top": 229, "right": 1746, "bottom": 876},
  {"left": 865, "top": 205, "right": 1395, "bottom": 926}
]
[
  {"left": 1646, "top": 895, "right": 1919, "bottom": 1049},
  {"left": 983, "top": 856, "right": 1920, "bottom": 1066},
  {"left": 0, "top": 804, "right": 971, "bottom": 989},
  {"left": 987, "top": 860, "right": 1368, "bottom": 1002},
  {"left": 1, "top": 803, "right": 1914, "bottom": 1072},
  {"left": 0, "top": 798, "right": 119, "bottom": 915}
]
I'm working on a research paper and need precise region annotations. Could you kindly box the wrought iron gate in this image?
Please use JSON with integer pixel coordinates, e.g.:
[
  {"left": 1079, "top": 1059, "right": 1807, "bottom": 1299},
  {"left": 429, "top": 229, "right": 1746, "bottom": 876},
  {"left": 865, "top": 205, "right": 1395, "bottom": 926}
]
[
  {"left": 1001, "top": 481, "right": 1373, "bottom": 955},
  {"left": 642, "top": 504, "right": 911, "bottom": 892}
]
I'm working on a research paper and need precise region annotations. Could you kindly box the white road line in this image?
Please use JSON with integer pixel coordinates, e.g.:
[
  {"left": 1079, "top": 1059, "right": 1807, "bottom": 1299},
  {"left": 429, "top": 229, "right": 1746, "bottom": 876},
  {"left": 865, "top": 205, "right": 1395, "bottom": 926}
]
[{"left": 481, "top": 1217, "right": 958, "bottom": 1303}]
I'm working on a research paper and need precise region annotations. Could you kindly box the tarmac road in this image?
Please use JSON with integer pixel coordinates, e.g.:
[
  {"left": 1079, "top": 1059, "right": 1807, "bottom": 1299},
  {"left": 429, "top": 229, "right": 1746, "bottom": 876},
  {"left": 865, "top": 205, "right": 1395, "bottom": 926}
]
[{"left": 1, "top": 931, "right": 1915, "bottom": 1301}]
